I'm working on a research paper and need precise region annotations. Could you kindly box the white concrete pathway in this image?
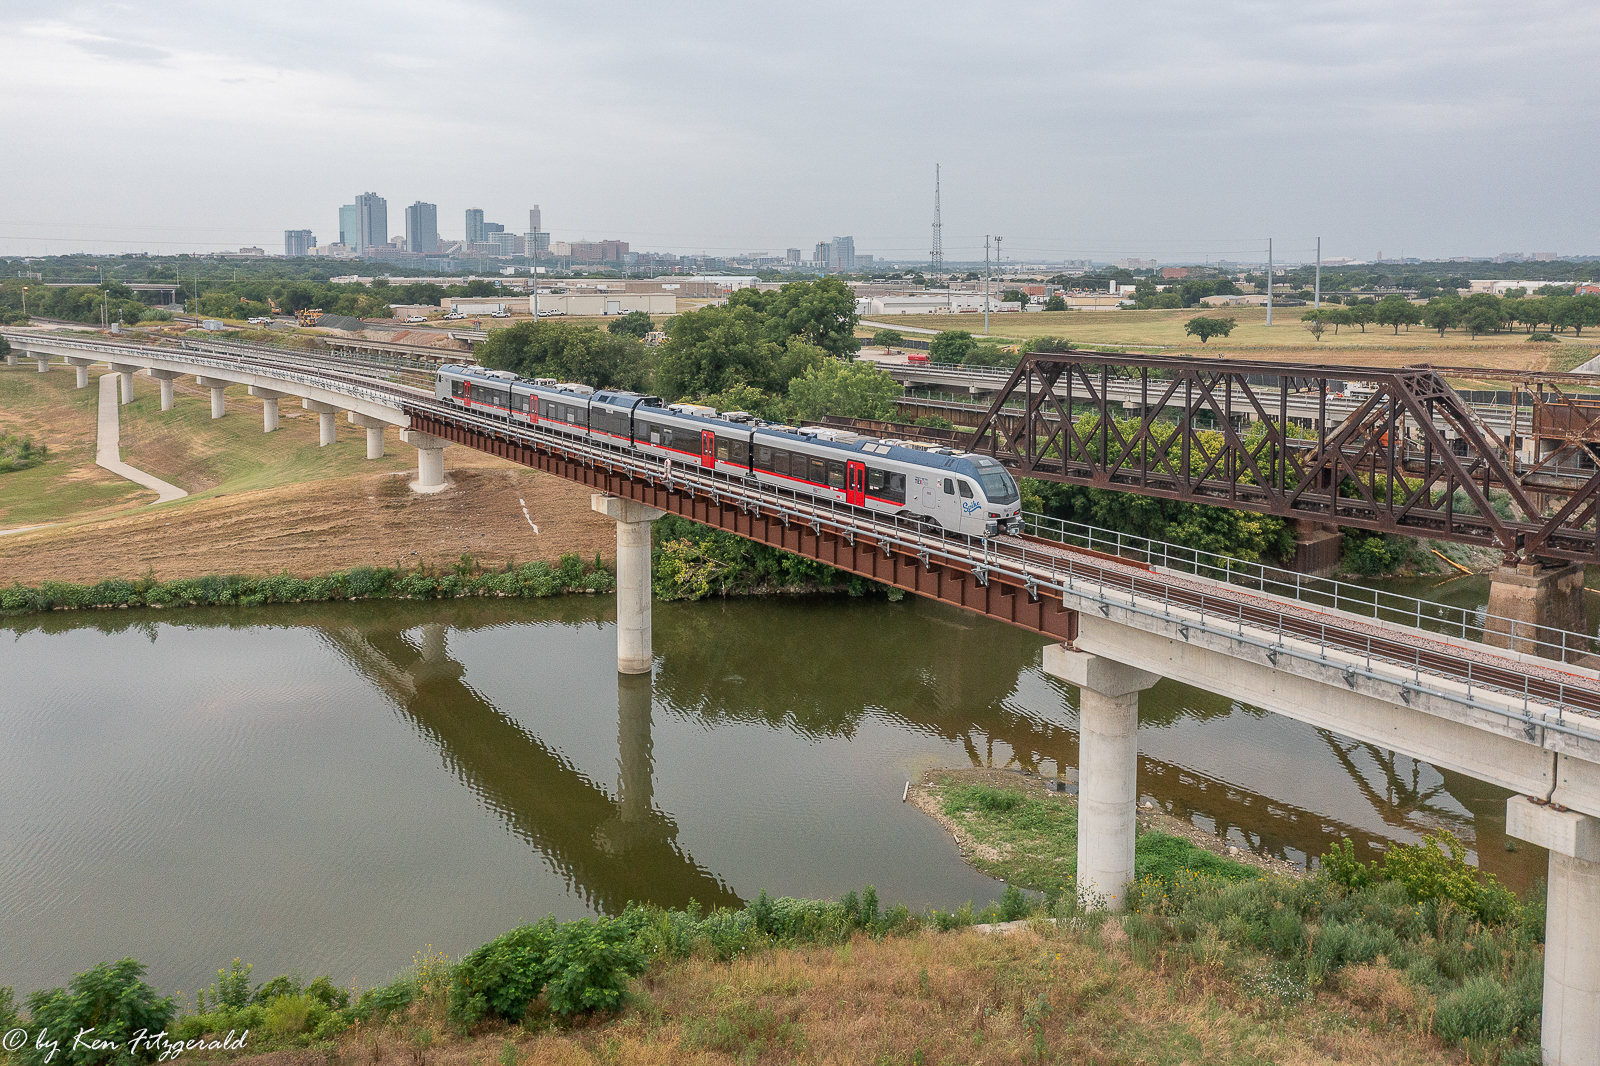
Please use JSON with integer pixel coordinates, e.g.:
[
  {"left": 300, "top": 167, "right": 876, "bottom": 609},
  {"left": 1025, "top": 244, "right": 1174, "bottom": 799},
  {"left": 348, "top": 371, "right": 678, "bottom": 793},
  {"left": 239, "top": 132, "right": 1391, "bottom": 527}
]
[{"left": 96, "top": 372, "right": 187, "bottom": 503}]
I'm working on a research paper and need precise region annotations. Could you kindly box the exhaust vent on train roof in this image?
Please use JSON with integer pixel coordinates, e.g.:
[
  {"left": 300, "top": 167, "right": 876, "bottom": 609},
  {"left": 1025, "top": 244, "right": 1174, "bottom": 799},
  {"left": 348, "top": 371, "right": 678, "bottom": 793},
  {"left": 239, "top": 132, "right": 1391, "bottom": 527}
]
[
  {"left": 667, "top": 403, "right": 718, "bottom": 417},
  {"left": 482, "top": 370, "right": 518, "bottom": 381},
  {"left": 555, "top": 383, "right": 595, "bottom": 394},
  {"left": 720, "top": 411, "right": 754, "bottom": 423}
]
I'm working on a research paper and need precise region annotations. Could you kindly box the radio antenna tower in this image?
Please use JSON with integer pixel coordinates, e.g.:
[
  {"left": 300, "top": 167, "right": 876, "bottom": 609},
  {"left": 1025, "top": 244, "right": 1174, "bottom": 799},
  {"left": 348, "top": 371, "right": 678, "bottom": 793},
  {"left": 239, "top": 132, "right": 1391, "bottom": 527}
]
[{"left": 930, "top": 164, "right": 943, "bottom": 282}]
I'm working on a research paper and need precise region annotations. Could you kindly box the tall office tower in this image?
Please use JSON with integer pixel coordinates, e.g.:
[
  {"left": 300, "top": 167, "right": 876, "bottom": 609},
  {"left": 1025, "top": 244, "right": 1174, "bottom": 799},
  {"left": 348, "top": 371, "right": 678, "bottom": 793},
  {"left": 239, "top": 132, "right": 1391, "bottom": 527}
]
[
  {"left": 355, "top": 191, "right": 387, "bottom": 254},
  {"left": 787, "top": 248, "right": 801, "bottom": 263},
  {"left": 339, "top": 204, "right": 358, "bottom": 247},
  {"left": 284, "top": 230, "right": 315, "bottom": 257},
  {"left": 529, "top": 205, "right": 541, "bottom": 233},
  {"left": 814, "top": 241, "right": 831, "bottom": 266},
  {"left": 405, "top": 202, "right": 439, "bottom": 254},
  {"left": 830, "top": 236, "right": 856, "bottom": 272},
  {"left": 483, "top": 222, "right": 504, "bottom": 236},
  {"left": 465, "top": 208, "right": 485, "bottom": 244}
]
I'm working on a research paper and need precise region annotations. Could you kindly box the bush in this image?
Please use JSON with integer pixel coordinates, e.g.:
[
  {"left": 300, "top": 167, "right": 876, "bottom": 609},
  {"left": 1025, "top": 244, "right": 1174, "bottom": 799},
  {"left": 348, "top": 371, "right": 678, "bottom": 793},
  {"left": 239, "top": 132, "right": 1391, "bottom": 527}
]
[
  {"left": 0, "top": 432, "right": 49, "bottom": 473},
  {"left": 449, "top": 916, "right": 645, "bottom": 1029},
  {"left": 1435, "top": 974, "right": 1517, "bottom": 1044},
  {"left": 21, "top": 959, "right": 177, "bottom": 1066}
]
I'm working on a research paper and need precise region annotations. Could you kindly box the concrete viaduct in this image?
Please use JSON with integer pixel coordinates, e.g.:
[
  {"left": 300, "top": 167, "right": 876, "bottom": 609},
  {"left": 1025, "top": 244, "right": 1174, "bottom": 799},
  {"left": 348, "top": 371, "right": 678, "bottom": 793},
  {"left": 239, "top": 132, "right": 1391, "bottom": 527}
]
[{"left": 8, "top": 330, "right": 1600, "bottom": 1065}]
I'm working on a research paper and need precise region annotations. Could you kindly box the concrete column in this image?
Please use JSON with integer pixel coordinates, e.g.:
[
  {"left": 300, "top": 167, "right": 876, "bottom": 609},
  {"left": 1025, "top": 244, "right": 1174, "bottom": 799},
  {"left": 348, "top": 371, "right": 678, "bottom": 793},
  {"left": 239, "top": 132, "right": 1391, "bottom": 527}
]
[
  {"left": 1290, "top": 519, "right": 1342, "bottom": 578},
  {"left": 247, "top": 386, "right": 290, "bottom": 432},
  {"left": 65, "top": 357, "right": 94, "bottom": 389},
  {"left": 592, "top": 494, "right": 667, "bottom": 674},
  {"left": 147, "top": 369, "right": 181, "bottom": 411},
  {"left": 301, "top": 399, "right": 340, "bottom": 446},
  {"left": 1485, "top": 562, "right": 1587, "bottom": 660},
  {"left": 109, "top": 363, "right": 138, "bottom": 405},
  {"left": 196, "top": 376, "right": 232, "bottom": 419},
  {"left": 399, "top": 429, "right": 449, "bottom": 493},
  {"left": 4, "top": 350, "right": 16, "bottom": 367},
  {"left": 35, "top": 353, "right": 50, "bottom": 372},
  {"left": 1506, "top": 799, "right": 1600, "bottom": 1066},
  {"left": 1043, "top": 644, "right": 1160, "bottom": 910},
  {"left": 347, "top": 412, "right": 391, "bottom": 459}
]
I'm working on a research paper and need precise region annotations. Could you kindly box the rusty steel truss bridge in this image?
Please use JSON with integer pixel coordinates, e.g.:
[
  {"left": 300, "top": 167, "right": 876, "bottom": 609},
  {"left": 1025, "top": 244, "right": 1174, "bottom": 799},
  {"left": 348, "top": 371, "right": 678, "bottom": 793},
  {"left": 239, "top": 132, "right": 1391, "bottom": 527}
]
[{"left": 950, "top": 351, "right": 1600, "bottom": 566}]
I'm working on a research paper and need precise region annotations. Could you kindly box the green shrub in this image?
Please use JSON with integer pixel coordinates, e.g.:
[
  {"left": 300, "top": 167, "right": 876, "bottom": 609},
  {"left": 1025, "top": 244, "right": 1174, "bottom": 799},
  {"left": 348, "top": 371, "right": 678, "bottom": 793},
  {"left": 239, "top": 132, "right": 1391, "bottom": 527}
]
[
  {"left": 449, "top": 918, "right": 558, "bottom": 1029},
  {"left": 21, "top": 959, "right": 177, "bottom": 1066},
  {"left": 263, "top": 993, "right": 322, "bottom": 1039},
  {"left": 1381, "top": 832, "right": 1518, "bottom": 923},
  {"left": 1435, "top": 974, "right": 1516, "bottom": 1044},
  {"left": 542, "top": 919, "right": 646, "bottom": 1017},
  {"left": 0, "top": 432, "right": 48, "bottom": 473},
  {"left": 1320, "top": 837, "right": 1378, "bottom": 889}
]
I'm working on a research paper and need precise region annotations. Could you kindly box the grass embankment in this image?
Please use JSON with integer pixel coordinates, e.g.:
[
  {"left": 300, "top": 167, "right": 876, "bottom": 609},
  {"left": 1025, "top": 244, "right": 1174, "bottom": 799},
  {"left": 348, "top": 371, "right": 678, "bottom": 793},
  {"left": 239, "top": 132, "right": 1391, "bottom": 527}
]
[
  {"left": 861, "top": 305, "right": 1593, "bottom": 369},
  {"left": 908, "top": 771, "right": 1546, "bottom": 1064},
  {"left": 0, "top": 554, "right": 613, "bottom": 615},
  {"left": 6, "top": 888, "right": 1490, "bottom": 1066},
  {"left": 0, "top": 365, "right": 148, "bottom": 525}
]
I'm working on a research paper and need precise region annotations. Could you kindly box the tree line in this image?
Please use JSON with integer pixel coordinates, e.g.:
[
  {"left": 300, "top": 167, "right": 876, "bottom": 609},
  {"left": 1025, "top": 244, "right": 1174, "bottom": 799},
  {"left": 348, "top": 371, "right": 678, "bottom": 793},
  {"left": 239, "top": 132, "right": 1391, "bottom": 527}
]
[
  {"left": 477, "top": 277, "right": 898, "bottom": 423},
  {"left": 1301, "top": 288, "right": 1600, "bottom": 338}
]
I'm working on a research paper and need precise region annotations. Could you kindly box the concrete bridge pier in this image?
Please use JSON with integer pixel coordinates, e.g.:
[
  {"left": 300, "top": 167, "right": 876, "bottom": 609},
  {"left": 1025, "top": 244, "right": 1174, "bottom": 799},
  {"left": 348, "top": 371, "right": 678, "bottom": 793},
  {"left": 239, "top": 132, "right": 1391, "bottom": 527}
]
[
  {"left": 1485, "top": 562, "right": 1587, "bottom": 660},
  {"left": 399, "top": 429, "right": 448, "bottom": 493},
  {"left": 65, "top": 357, "right": 95, "bottom": 389},
  {"left": 591, "top": 495, "right": 666, "bottom": 674},
  {"left": 109, "top": 363, "right": 138, "bottom": 404},
  {"left": 196, "top": 377, "right": 232, "bottom": 419},
  {"left": 247, "top": 386, "right": 290, "bottom": 432},
  {"left": 1044, "top": 643, "right": 1160, "bottom": 910},
  {"left": 34, "top": 352, "right": 50, "bottom": 372},
  {"left": 347, "top": 412, "right": 388, "bottom": 458},
  {"left": 4, "top": 349, "right": 16, "bottom": 367},
  {"left": 302, "top": 399, "right": 340, "bottom": 446},
  {"left": 1506, "top": 799, "right": 1600, "bottom": 1066},
  {"left": 147, "top": 369, "right": 181, "bottom": 410}
]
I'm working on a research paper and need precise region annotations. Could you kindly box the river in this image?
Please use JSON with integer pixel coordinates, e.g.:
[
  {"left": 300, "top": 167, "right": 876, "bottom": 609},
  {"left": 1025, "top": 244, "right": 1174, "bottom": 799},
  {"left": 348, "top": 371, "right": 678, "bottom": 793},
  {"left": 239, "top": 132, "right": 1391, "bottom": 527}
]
[{"left": 0, "top": 582, "right": 1552, "bottom": 998}]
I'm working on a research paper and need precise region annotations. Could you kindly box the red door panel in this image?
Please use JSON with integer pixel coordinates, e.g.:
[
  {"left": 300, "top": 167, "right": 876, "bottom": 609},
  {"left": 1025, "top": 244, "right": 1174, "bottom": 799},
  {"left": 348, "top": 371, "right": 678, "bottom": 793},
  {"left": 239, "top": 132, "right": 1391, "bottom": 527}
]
[
  {"left": 701, "top": 430, "right": 716, "bottom": 469},
  {"left": 846, "top": 460, "right": 866, "bottom": 507}
]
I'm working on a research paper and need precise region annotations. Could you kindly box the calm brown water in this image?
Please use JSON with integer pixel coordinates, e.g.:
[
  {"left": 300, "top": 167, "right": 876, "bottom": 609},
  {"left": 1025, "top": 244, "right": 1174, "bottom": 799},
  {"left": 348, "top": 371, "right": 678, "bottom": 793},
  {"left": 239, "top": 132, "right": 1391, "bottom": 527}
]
[{"left": 0, "top": 590, "right": 1544, "bottom": 998}]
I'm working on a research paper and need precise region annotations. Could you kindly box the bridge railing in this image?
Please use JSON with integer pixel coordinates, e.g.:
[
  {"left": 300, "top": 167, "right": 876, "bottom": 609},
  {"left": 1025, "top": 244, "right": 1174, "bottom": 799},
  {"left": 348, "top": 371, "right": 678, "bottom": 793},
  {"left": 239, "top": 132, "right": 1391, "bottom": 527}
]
[{"left": 1019, "top": 511, "right": 1598, "bottom": 664}]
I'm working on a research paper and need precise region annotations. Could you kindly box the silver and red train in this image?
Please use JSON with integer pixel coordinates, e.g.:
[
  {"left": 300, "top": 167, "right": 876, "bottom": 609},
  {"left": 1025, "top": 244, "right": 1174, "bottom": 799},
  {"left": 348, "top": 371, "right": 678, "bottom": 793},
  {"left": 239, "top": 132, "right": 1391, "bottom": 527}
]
[{"left": 435, "top": 363, "right": 1023, "bottom": 537}]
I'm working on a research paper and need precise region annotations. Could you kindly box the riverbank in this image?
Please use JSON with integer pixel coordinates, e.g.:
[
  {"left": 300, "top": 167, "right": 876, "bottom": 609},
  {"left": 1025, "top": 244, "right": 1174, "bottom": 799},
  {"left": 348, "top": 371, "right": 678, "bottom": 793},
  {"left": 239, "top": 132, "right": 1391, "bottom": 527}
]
[
  {"left": 7, "top": 891, "right": 1482, "bottom": 1066},
  {"left": 0, "top": 555, "right": 614, "bottom": 614},
  {"left": 904, "top": 766, "right": 1546, "bottom": 1064}
]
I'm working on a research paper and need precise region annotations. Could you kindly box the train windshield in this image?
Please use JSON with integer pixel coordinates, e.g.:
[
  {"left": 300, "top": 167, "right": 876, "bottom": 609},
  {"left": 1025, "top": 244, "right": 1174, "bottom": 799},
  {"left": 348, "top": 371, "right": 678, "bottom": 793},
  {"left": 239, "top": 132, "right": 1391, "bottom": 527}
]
[{"left": 967, "top": 458, "right": 1018, "bottom": 504}]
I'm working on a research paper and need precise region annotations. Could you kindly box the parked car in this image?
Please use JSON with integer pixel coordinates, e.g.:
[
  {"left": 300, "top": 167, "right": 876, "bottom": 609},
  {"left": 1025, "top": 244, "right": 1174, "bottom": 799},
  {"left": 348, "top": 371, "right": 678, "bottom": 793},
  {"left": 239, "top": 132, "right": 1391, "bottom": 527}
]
[
  {"left": 404, "top": 315, "right": 427, "bottom": 323},
  {"left": 443, "top": 311, "right": 466, "bottom": 320},
  {"left": 490, "top": 310, "right": 512, "bottom": 318}
]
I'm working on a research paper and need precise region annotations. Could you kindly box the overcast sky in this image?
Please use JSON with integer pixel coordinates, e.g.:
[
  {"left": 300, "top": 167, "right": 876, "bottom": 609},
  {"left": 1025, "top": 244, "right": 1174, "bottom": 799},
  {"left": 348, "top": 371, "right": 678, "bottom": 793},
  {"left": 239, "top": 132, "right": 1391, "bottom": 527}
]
[{"left": 2, "top": 1, "right": 1596, "bottom": 265}]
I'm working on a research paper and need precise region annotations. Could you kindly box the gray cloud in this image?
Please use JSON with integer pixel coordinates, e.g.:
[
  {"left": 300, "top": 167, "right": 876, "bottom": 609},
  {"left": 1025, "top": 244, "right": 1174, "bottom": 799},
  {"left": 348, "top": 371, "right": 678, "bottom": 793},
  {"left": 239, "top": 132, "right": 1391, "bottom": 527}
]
[{"left": 2, "top": 0, "right": 1596, "bottom": 262}]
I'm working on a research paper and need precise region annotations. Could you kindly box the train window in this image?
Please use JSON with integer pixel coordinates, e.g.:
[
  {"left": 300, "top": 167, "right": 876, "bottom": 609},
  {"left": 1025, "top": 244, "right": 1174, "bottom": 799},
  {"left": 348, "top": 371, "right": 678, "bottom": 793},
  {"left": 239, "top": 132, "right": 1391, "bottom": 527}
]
[
  {"left": 756, "top": 446, "right": 773, "bottom": 470},
  {"left": 886, "top": 472, "right": 906, "bottom": 504},
  {"left": 827, "top": 461, "right": 846, "bottom": 489},
  {"left": 958, "top": 480, "right": 974, "bottom": 499},
  {"left": 943, "top": 478, "right": 955, "bottom": 495},
  {"left": 808, "top": 457, "right": 827, "bottom": 484},
  {"left": 773, "top": 450, "right": 789, "bottom": 475},
  {"left": 451, "top": 380, "right": 465, "bottom": 397},
  {"left": 732, "top": 440, "right": 748, "bottom": 463},
  {"left": 716, "top": 438, "right": 730, "bottom": 461},
  {"left": 648, "top": 424, "right": 661, "bottom": 445},
  {"left": 867, "top": 468, "right": 885, "bottom": 492}
]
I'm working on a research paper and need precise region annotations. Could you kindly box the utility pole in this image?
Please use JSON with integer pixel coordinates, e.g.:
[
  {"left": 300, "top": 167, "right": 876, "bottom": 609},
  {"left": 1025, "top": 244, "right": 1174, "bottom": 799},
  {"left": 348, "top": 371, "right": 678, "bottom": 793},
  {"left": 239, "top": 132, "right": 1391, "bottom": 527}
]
[
  {"left": 985, "top": 235, "right": 992, "bottom": 335},
  {"left": 930, "top": 164, "right": 943, "bottom": 285},
  {"left": 1314, "top": 236, "right": 1321, "bottom": 310},
  {"left": 1266, "top": 238, "right": 1273, "bottom": 326}
]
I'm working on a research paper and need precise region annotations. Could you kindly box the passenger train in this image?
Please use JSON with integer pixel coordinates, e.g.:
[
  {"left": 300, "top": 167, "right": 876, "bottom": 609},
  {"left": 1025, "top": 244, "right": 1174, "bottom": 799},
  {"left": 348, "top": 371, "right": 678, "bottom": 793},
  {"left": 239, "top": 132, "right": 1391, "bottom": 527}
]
[{"left": 435, "top": 364, "right": 1023, "bottom": 538}]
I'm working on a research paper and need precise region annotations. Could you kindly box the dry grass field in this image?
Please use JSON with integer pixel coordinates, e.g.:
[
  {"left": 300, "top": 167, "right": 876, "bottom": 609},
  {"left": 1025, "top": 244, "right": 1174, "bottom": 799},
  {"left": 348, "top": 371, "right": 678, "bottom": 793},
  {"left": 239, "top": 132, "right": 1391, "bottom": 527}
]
[{"left": 864, "top": 305, "right": 1599, "bottom": 372}]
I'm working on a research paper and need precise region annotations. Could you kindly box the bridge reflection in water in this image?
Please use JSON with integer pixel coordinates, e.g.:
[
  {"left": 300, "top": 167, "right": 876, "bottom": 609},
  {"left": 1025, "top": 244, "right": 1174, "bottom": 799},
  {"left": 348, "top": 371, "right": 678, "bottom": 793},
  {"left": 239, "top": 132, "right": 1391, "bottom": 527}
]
[{"left": 315, "top": 596, "right": 1545, "bottom": 909}]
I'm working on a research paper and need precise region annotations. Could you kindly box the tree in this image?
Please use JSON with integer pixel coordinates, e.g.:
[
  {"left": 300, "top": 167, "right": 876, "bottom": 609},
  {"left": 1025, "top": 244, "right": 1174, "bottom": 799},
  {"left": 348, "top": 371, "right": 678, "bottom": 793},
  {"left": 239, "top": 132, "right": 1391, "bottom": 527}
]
[
  {"left": 22, "top": 958, "right": 177, "bottom": 1066},
  {"left": 1002, "top": 288, "right": 1030, "bottom": 308},
  {"left": 728, "top": 276, "right": 860, "bottom": 356},
  {"left": 929, "top": 330, "right": 979, "bottom": 363},
  {"left": 787, "top": 359, "right": 900, "bottom": 422},
  {"left": 1183, "top": 315, "right": 1236, "bottom": 344},
  {"left": 1044, "top": 293, "right": 1067, "bottom": 311},
  {"left": 1422, "top": 298, "right": 1461, "bottom": 336},
  {"left": 1463, "top": 304, "right": 1501, "bottom": 339},
  {"left": 1374, "top": 295, "right": 1422, "bottom": 334},
  {"left": 1559, "top": 293, "right": 1600, "bottom": 337},
  {"left": 1328, "top": 307, "right": 1355, "bottom": 334},
  {"left": 1349, "top": 302, "right": 1375, "bottom": 332},
  {"left": 480, "top": 321, "right": 653, "bottom": 393},
  {"left": 871, "top": 328, "right": 904, "bottom": 347},
  {"left": 607, "top": 311, "right": 654, "bottom": 339}
]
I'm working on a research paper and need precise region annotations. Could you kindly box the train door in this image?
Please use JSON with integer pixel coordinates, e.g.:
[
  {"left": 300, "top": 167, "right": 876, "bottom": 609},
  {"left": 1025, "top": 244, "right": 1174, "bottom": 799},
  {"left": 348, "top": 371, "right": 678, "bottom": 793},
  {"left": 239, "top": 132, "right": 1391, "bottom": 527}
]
[
  {"left": 700, "top": 429, "right": 716, "bottom": 469},
  {"left": 845, "top": 461, "right": 866, "bottom": 507}
]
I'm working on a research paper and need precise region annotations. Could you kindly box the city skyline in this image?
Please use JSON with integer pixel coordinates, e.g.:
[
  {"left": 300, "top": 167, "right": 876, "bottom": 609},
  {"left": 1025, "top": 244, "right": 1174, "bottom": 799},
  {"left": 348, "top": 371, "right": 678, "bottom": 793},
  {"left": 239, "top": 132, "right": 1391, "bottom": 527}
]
[{"left": 1, "top": 2, "right": 1598, "bottom": 263}]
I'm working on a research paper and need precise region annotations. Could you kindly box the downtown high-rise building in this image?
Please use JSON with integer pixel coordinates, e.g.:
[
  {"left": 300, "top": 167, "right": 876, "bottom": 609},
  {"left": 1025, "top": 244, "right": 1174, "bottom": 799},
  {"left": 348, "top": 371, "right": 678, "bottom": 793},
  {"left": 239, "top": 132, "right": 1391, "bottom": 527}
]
[
  {"left": 284, "top": 229, "right": 315, "bottom": 257},
  {"left": 338, "top": 204, "right": 358, "bottom": 247},
  {"left": 529, "top": 205, "right": 541, "bottom": 233},
  {"left": 465, "top": 208, "right": 485, "bottom": 244},
  {"left": 829, "top": 236, "right": 856, "bottom": 272},
  {"left": 405, "top": 202, "right": 438, "bottom": 255},
  {"left": 355, "top": 192, "right": 387, "bottom": 255}
]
